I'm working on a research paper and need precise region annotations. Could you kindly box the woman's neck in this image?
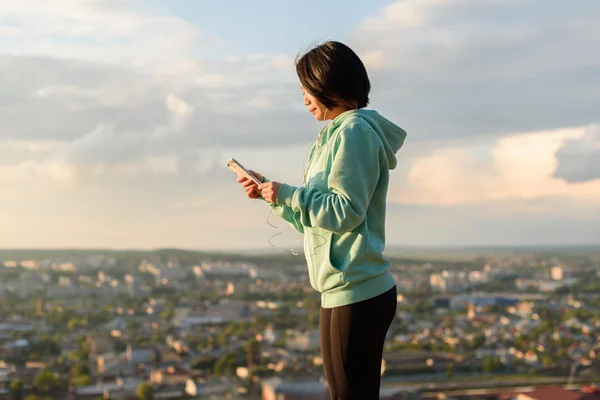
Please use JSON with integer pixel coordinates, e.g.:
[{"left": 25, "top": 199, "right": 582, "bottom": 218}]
[{"left": 325, "top": 105, "right": 353, "bottom": 120}]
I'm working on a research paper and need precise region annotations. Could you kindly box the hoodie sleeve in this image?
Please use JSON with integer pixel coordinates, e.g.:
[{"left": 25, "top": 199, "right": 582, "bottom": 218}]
[
  {"left": 276, "top": 119, "right": 382, "bottom": 234},
  {"left": 269, "top": 204, "right": 304, "bottom": 234},
  {"left": 257, "top": 177, "right": 304, "bottom": 234}
]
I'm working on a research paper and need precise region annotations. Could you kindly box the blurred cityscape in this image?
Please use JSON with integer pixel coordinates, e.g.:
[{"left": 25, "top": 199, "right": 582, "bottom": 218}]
[{"left": 0, "top": 247, "right": 599, "bottom": 400}]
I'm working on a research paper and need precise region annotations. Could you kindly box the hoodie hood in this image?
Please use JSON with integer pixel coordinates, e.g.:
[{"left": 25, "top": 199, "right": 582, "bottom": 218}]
[{"left": 330, "top": 109, "right": 407, "bottom": 169}]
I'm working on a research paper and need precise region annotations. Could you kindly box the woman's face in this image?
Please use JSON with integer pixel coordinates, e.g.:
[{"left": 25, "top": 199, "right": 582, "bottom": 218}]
[{"left": 302, "top": 87, "right": 329, "bottom": 121}]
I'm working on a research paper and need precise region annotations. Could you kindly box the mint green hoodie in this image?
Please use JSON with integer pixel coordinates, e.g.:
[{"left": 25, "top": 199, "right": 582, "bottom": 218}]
[{"left": 268, "top": 109, "right": 406, "bottom": 308}]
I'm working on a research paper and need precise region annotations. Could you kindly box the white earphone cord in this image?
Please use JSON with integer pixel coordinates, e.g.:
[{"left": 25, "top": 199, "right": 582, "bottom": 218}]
[{"left": 265, "top": 108, "right": 330, "bottom": 256}]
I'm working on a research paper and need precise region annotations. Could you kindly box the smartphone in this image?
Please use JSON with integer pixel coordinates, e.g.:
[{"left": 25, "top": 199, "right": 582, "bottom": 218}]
[{"left": 227, "top": 158, "right": 262, "bottom": 186}]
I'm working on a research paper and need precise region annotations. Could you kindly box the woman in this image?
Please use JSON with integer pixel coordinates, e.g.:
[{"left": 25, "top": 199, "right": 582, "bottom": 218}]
[{"left": 237, "top": 41, "right": 407, "bottom": 399}]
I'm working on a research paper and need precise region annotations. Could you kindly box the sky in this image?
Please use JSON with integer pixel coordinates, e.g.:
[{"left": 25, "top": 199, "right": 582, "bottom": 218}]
[{"left": 1, "top": 0, "right": 599, "bottom": 250}]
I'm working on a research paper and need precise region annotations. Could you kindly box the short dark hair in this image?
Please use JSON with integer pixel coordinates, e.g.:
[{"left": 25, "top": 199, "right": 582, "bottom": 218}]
[{"left": 295, "top": 41, "right": 370, "bottom": 110}]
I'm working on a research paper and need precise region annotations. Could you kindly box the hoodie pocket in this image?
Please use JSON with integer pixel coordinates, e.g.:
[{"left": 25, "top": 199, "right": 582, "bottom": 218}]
[{"left": 308, "top": 228, "right": 343, "bottom": 293}]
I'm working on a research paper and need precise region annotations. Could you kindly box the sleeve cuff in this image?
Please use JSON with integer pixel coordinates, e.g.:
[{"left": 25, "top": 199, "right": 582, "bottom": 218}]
[{"left": 277, "top": 183, "right": 297, "bottom": 207}]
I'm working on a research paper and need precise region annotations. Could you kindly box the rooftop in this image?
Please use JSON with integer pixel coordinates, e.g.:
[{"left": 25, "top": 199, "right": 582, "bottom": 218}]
[
  {"left": 262, "top": 377, "right": 328, "bottom": 394},
  {"left": 519, "top": 387, "right": 600, "bottom": 400}
]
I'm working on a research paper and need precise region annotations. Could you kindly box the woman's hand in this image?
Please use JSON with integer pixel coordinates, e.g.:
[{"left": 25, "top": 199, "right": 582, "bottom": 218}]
[
  {"left": 237, "top": 170, "right": 264, "bottom": 199},
  {"left": 258, "top": 181, "right": 281, "bottom": 203}
]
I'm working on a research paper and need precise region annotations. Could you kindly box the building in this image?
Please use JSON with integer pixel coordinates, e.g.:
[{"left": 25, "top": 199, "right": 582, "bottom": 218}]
[
  {"left": 0, "top": 319, "right": 36, "bottom": 335},
  {"left": 539, "top": 279, "right": 578, "bottom": 292},
  {"left": 185, "top": 377, "right": 235, "bottom": 397},
  {"left": 36, "top": 299, "right": 44, "bottom": 317},
  {"left": 450, "top": 293, "right": 547, "bottom": 310},
  {"left": 73, "top": 376, "right": 144, "bottom": 399},
  {"left": 551, "top": 266, "right": 565, "bottom": 280},
  {"left": 124, "top": 274, "right": 144, "bottom": 297},
  {"left": 87, "top": 334, "right": 113, "bottom": 360},
  {"left": 430, "top": 273, "right": 448, "bottom": 293},
  {"left": 430, "top": 271, "right": 467, "bottom": 294},
  {"left": 261, "top": 325, "right": 281, "bottom": 345},
  {"left": 174, "top": 300, "right": 251, "bottom": 328},
  {"left": 149, "top": 366, "right": 189, "bottom": 386},
  {"left": 514, "top": 386, "right": 600, "bottom": 400},
  {"left": 468, "top": 270, "right": 490, "bottom": 284},
  {"left": 433, "top": 297, "right": 451, "bottom": 310},
  {"left": 379, "top": 386, "right": 420, "bottom": 400},
  {"left": 285, "top": 330, "right": 320, "bottom": 352},
  {"left": 262, "top": 377, "right": 329, "bottom": 400},
  {"left": 382, "top": 351, "right": 455, "bottom": 374},
  {"left": 46, "top": 285, "right": 82, "bottom": 298},
  {"left": 126, "top": 345, "right": 157, "bottom": 365},
  {"left": 551, "top": 265, "right": 581, "bottom": 281},
  {"left": 193, "top": 261, "right": 257, "bottom": 280}
]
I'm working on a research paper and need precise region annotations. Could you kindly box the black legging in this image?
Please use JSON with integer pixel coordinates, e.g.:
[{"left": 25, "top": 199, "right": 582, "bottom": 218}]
[{"left": 320, "top": 285, "right": 397, "bottom": 400}]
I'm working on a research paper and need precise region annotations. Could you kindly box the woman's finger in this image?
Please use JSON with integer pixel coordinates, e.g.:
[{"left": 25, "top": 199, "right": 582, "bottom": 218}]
[{"left": 249, "top": 170, "right": 263, "bottom": 181}]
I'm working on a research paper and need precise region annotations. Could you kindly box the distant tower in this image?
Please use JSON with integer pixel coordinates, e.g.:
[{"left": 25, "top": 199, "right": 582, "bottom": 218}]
[
  {"left": 247, "top": 339, "right": 260, "bottom": 368},
  {"left": 36, "top": 299, "right": 44, "bottom": 318},
  {"left": 152, "top": 350, "right": 158, "bottom": 370},
  {"left": 247, "top": 339, "right": 254, "bottom": 368},
  {"left": 467, "top": 302, "right": 476, "bottom": 320},
  {"left": 97, "top": 356, "right": 104, "bottom": 384},
  {"left": 68, "top": 361, "right": 74, "bottom": 393},
  {"left": 225, "top": 282, "right": 235, "bottom": 296}
]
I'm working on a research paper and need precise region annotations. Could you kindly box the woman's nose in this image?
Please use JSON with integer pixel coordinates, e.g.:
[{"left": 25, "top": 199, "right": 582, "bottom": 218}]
[{"left": 303, "top": 94, "right": 310, "bottom": 106}]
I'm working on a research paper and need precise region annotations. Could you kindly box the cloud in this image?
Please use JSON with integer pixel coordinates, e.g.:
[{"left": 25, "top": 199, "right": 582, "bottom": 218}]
[
  {"left": 349, "top": 0, "right": 600, "bottom": 141},
  {"left": 392, "top": 125, "right": 600, "bottom": 208},
  {"left": 0, "top": 0, "right": 218, "bottom": 73},
  {"left": 0, "top": 159, "right": 75, "bottom": 185},
  {"left": 2, "top": 0, "right": 599, "bottom": 249},
  {"left": 0, "top": 92, "right": 195, "bottom": 182},
  {"left": 0, "top": 49, "right": 320, "bottom": 185},
  {"left": 0, "top": 0, "right": 309, "bottom": 157},
  {"left": 386, "top": 202, "right": 600, "bottom": 247},
  {"left": 0, "top": 55, "right": 171, "bottom": 141},
  {"left": 57, "top": 93, "right": 192, "bottom": 164},
  {"left": 553, "top": 124, "right": 600, "bottom": 183},
  {"left": 6, "top": 0, "right": 596, "bottom": 170},
  {"left": 165, "top": 94, "right": 193, "bottom": 118},
  {"left": 0, "top": 50, "right": 315, "bottom": 149},
  {"left": 2, "top": 0, "right": 599, "bottom": 150}
]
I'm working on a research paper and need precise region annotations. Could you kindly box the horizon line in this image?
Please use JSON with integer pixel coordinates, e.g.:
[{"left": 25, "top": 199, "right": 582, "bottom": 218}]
[{"left": 0, "top": 243, "right": 599, "bottom": 253}]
